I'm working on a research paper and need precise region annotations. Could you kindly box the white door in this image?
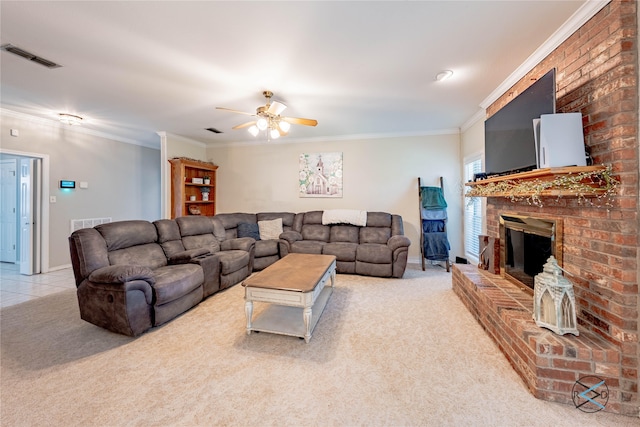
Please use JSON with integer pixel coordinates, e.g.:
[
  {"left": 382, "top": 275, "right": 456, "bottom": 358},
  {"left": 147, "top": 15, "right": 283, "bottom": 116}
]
[
  {"left": 19, "top": 158, "right": 41, "bottom": 275},
  {"left": 0, "top": 159, "right": 18, "bottom": 263}
]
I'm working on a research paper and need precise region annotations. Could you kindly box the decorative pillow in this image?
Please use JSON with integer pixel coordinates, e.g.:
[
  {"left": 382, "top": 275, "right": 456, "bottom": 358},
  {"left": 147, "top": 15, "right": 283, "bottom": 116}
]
[
  {"left": 258, "top": 218, "right": 283, "bottom": 240},
  {"left": 237, "top": 222, "right": 260, "bottom": 240}
]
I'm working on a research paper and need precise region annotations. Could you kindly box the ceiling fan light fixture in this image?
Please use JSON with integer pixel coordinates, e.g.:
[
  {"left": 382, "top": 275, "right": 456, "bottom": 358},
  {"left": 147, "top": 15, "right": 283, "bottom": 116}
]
[
  {"left": 269, "top": 128, "right": 280, "bottom": 139},
  {"left": 248, "top": 125, "right": 259, "bottom": 136},
  {"left": 59, "top": 113, "right": 83, "bottom": 125},
  {"left": 435, "top": 70, "right": 454, "bottom": 82},
  {"left": 278, "top": 120, "right": 291, "bottom": 133},
  {"left": 256, "top": 117, "right": 268, "bottom": 131}
]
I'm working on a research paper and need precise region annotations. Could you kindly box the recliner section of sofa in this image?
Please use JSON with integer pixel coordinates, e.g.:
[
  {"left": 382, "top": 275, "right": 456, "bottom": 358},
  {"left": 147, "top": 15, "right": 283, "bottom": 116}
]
[
  {"left": 214, "top": 212, "right": 296, "bottom": 271},
  {"left": 69, "top": 217, "right": 254, "bottom": 336},
  {"left": 278, "top": 211, "right": 410, "bottom": 278}
]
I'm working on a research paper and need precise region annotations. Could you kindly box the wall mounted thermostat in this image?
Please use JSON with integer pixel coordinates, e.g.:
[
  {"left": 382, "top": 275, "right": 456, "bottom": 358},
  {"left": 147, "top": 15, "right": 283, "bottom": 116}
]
[{"left": 60, "top": 180, "right": 76, "bottom": 189}]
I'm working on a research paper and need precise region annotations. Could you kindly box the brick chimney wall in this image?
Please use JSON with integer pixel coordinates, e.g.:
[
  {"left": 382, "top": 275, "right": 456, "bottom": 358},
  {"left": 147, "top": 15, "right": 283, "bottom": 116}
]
[{"left": 484, "top": 0, "right": 638, "bottom": 415}]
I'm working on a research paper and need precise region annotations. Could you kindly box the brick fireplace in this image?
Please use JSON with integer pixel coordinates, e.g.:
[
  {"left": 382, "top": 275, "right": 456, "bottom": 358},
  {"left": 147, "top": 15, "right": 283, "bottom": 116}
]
[{"left": 454, "top": 1, "right": 638, "bottom": 417}]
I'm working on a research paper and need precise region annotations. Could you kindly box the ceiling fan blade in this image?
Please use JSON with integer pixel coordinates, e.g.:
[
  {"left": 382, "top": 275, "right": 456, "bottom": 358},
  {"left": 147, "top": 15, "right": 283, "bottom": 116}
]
[
  {"left": 267, "top": 100, "right": 287, "bottom": 116},
  {"left": 232, "top": 121, "right": 256, "bottom": 130},
  {"left": 216, "top": 107, "right": 254, "bottom": 116},
  {"left": 282, "top": 117, "right": 318, "bottom": 127}
]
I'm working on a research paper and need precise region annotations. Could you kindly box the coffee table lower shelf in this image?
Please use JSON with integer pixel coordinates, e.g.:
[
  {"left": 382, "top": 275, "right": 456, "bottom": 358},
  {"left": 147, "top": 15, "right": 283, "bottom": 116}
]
[{"left": 246, "top": 285, "right": 332, "bottom": 342}]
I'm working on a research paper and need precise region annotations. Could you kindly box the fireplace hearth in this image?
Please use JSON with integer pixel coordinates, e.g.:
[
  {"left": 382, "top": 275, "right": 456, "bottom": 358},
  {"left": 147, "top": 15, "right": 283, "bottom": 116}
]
[{"left": 499, "top": 213, "right": 562, "bottom": 292}]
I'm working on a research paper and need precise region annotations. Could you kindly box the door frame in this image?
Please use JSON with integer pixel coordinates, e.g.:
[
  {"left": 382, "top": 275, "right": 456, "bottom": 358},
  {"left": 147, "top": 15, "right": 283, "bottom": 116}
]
[
  {"left": 0, "top": 159, "right": 18, "bottom": 263},
  {"left": 0, "top": 148, "right": 50, "bottom": 273}
]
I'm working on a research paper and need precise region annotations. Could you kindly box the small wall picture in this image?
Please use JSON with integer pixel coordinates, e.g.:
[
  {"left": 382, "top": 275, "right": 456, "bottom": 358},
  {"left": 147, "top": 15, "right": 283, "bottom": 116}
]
[{"left": 299, "top": 152, "right": 343, "bottom": 198}]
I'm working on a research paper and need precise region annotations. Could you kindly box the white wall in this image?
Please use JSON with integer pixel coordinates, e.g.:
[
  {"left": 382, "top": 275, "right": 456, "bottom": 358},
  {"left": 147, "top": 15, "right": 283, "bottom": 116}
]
[
  {"left": 461, "top": 115, "right": 485, "bottom": 162},
  {"left": 1, "top": 111, "right": 161, "bottom": 269},
  {"left": 206, "top": 134, "right": 463, "bottom": 262}
]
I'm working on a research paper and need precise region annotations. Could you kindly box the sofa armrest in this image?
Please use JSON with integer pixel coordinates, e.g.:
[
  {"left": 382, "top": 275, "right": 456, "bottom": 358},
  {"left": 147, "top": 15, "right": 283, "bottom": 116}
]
[
  {"left": 221, "top": 237, "right": 255, "bottom": 252},
  {"left": 168, "top": 248, "right": 209, "bottom": 264},
  {"left": 88, "top": 265, "right": 156, "bottom": 285},
  {"left": 387, "top": 235, "right": 411, "bottom": 252},
  {"left": 279, "top": 230, "right": 302, "bottom": 245}
]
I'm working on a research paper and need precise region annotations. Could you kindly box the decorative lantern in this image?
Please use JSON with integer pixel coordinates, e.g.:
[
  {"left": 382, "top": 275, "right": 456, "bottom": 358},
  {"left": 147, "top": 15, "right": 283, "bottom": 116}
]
[{"left": 533, "top": 256, "right": 579, "bottom": 336}]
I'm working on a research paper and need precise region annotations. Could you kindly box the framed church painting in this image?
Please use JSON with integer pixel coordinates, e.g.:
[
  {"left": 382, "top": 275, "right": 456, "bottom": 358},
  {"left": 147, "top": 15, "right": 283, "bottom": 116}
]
[{"left": 298, "top": 152, "right": 343, "bottom": 198}]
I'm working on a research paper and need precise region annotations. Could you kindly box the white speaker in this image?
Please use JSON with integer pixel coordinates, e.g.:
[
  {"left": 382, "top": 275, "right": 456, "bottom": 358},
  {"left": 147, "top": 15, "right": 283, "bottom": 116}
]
[{"left": 533, "top": 113, "right": 587, "bottom": 168}]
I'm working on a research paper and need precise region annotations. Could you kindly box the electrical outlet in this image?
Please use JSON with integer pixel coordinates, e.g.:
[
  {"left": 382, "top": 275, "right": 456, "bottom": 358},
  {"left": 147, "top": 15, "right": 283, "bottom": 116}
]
[{"left": 49, "top": 196, "right": 56, "bottom": 203}]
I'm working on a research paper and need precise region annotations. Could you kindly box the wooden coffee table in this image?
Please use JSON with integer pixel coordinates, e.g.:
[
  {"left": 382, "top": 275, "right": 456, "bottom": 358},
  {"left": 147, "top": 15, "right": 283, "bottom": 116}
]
[{"left": 242, "top": 254, "right": 336, "bottom": 343}]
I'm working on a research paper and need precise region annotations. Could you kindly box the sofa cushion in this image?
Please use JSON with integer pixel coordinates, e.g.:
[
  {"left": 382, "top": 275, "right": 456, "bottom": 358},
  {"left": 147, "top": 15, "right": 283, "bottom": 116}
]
[
  {"left": 237, "top": 222, "right": 261, "bottom": 240},
  {"left": 357, "top": 243, "right": 392, "bottom": 263},
  {"left": 258, "top": 218, "right": 283, "bottom": 240},
  {"left": 291, "top": 240, "right": 325, "bottom": 254},
  {"left": 152, "top": 264, "right": 203, "bottom": 305},
  {"left": 329, "top": 225, "right": 359, "bottom": 243},
  {"left": 302, "top": 210, "right": 324, "bottom": 224},
  {"left": 216, "top": 250, "right": 250, "bottom": 275},
  {"left": 154, "top": 219, "right": 186, "bottom": 258},
  {"left": 176, "top": 216, "right": 214, "bottom": 237},
  {"left": 301, "top": 224, "right": 330, "bottom": 242},
  {"left": 366, "top": 212, "right": 392, "bottom": 228},
  {"left": 360, "top": 227, "right": 391, "bottom": 245},
  {"left": 255, "top": 239, "right": 279, "bottom": 258},
  {"left": 210, "top": 217, "right": 227, "bottom": 243},
  {"left": 323, "top": 242, "right": 357, "bottom": 262},
  {"left": 182, "top": 234, "right": 221, "bottom": 254},
  {"left": 96, "top": 220, "right": 158, "bottom": 251},
  {"left": 108, "top": 243, "right": 167, "bottom": 270}
]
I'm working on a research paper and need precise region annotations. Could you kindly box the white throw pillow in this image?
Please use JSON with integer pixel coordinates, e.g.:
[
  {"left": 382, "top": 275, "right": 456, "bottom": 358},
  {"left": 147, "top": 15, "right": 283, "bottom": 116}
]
[{"left": 258, "top": 218, "right": 283, "bottom": 240}]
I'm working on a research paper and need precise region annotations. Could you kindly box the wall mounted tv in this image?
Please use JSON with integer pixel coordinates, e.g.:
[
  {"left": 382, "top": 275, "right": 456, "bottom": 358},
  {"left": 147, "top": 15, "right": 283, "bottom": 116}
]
[{"left": 484, "top": 68, "right": 556, "bottom": 176}]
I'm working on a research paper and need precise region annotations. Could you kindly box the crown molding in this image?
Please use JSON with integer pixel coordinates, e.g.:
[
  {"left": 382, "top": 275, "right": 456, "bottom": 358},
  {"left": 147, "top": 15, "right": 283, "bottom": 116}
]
[
  {"left": 206, "top": 128, "right": 461, "bottom": 148},
  {"left": 480, "top": 0, "right": 610, "bottom": 109},
  {"left": 0, "top": 108, "right": 160, "bottom": 149}
]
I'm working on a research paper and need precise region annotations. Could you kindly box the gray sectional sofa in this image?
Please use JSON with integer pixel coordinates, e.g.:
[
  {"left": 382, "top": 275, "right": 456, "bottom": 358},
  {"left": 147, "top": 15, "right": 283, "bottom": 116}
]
[
  {"left": 68, "top": 210, "right": 410, "bottom": 336},
  {"left": 214, "top": 210, "right": 411, "bottom": 278}
]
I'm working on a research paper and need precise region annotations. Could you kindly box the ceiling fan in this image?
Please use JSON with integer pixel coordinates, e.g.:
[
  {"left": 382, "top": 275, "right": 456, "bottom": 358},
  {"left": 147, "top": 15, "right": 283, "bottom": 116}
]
[{"left": 216, "top": 91, "right": 317, "bottom": 139}]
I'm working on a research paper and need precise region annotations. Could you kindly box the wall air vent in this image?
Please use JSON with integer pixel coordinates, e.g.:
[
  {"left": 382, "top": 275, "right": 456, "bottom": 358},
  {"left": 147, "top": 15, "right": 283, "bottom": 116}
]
[
  {"left": 206, "top": 128, "right": 223, "bottom": 134},
  {"left": 1, "top": 44, "right": 62, "bottom": 69}
]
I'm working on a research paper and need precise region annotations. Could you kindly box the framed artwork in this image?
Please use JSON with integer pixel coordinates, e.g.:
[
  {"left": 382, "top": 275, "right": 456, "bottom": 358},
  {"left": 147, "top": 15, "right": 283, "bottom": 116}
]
[{"left": 299, "top": 152, "right": 343, "bottom": 198}]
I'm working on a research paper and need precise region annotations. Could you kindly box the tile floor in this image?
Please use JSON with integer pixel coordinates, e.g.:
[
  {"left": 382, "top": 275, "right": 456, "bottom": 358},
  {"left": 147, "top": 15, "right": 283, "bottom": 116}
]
[{"left": 0, "top": 262, "right": 75, "bottom": 308}]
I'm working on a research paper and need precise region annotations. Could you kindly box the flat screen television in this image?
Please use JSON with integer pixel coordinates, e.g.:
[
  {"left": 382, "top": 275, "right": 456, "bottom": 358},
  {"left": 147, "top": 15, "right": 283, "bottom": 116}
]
[{"left": 484, "top": 68, "right": 556, "bottom": 175}]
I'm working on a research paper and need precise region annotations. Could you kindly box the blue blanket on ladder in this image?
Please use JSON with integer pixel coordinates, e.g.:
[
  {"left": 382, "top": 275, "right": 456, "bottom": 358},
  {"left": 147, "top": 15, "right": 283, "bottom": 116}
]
[
  {"left": 423, "top": 232, "right": 450, "bottom": 261},
  {"left": 420, "top": 186, "right": 447, "bottom": 210}
]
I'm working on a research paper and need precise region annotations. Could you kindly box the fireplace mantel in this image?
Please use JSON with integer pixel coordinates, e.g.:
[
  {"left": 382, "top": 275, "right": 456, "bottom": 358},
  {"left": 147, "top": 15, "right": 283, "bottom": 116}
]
[{"left": 464, "top": 165, "right": 616, "bottom": 199}]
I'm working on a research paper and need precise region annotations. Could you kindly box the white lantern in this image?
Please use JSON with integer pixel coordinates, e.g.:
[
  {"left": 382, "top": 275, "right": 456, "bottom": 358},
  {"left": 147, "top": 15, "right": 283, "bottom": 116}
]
[{"left": 533, "top": 256, "right": 579, "bottom": 336}]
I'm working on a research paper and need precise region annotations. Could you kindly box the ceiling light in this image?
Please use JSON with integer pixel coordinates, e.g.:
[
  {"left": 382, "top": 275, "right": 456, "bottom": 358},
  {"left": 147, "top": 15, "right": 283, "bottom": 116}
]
[
  {"left": 278, "top": 120, "right": 291, "bottom": 133},
  {"left": 59, "top": 113, "right": 83, "bottom": 125},
  {"left": 256, "top": 117, "right": 268, "bottom": 131},
  {"left": 435, "top": 70, "right": 454, "bottom": 82},
  {"left": 269, "top": 128, "right": 280, "bottom": 139},
  {"left": 248, "top": 125, "right": 259, "bottom": 137}
]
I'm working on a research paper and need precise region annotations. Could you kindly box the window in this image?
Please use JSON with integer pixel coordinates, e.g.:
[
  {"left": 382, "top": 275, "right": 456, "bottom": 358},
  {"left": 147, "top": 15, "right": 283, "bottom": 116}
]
[{"left": 464, "top": 156, "right": 484, "bottom": 263}]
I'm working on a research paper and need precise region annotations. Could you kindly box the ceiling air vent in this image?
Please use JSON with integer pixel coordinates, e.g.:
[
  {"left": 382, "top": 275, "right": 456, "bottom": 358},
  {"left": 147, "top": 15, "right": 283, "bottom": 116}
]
[
  {"left": 206, "top": 128, "right": 223, "bottom": 134},
  {"left": 1, "top": 44, "right": 62, "bottom": 69}
]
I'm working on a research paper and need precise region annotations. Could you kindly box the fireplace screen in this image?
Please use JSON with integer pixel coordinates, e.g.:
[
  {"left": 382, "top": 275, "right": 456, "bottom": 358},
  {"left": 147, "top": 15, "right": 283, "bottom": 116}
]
[{"left": 499, "top": 214, "right": 562, "bottom": 291}]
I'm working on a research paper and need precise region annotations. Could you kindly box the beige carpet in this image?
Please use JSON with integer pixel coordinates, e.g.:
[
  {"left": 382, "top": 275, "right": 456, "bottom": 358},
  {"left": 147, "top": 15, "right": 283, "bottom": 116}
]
[{"left": 1, "top": 263, "right": 636, "bottom": 426}]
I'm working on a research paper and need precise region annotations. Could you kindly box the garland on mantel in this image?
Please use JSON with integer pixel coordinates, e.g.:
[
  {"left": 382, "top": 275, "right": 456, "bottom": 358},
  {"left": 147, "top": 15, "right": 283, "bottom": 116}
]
[{"left": 465, "top": 165, "right": 618, "bottom": 208}]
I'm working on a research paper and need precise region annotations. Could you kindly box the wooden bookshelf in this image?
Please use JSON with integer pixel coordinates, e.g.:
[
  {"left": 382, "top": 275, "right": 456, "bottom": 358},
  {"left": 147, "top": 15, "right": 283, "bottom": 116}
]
[{"left": 169, "top": 158, "right": 218, "bottom": 218}]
